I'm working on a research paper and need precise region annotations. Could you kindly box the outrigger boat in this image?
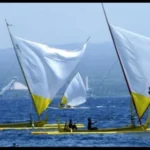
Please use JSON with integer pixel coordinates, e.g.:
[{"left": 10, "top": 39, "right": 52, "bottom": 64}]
[
  {"left": 0, "top": 19, "right": 89, "bottom": 129},
  {"left": 31, "top": 4, "right": 150, "bottom": 135},
  {"left": 0, "top": 77, "right": 27, "bottom": 96},
  {"left": 31, "top": 116, "right": 150, "bottom": 135}
]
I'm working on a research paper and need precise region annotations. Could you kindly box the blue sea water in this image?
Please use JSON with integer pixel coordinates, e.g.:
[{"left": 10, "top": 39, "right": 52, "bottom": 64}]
[{"left": 0, "top": 96, "right": 149, "bottom": 147}]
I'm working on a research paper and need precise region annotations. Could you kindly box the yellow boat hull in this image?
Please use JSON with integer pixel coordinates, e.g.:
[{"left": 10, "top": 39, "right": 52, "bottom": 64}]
[{"left": 31, "top": 125, "right": 150, "bottom": 135}]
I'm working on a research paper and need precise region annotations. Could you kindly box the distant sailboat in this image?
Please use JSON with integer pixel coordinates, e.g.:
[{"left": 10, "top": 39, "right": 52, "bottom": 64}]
[
  {"left": 2, "top": 19, "right": 89, "bottom": 128},
  {"left": 58, "top": 72, "right": 86, "bottom": 109},
  {"left": 0, "top": 77, "right": 27, "bottom": 96}
]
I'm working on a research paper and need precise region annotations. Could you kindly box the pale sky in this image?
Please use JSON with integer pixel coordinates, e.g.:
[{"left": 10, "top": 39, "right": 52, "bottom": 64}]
[{"left": 0, "top": 3, "right": 150, "bottom": 49}]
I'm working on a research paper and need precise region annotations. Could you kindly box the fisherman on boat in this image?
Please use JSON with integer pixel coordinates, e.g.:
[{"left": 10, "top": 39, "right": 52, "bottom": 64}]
[
  {"left": 72, "top": 123, "right": 77, "bottom": 130},
  {"left": 68, "top": 119, "right": 77, "bottom": 130},
  {"left": 87, "top": 118, "right": 97, "bottom": 130},
  {"left": 69, "top": 119, "right": 72, "bottom": 128}
]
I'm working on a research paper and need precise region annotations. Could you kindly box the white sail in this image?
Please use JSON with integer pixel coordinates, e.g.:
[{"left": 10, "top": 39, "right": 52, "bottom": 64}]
[
  {"left": 110, "top": 24, "right": 150, "bottom": 118},
  {"left": 0, "top": 78, "right": 16, "bottom": 96},
  {"left": 12, "top": 36, "right": 89, "bottom": 115},
  {"left": 9, "top": 81, "right": 27, "bottom": 90},
  {"left": 60, "top": 72, "right": 86, "bottom": 108},
  {"left": 0, "top": 77, "right": 27, "bottom": 96}
]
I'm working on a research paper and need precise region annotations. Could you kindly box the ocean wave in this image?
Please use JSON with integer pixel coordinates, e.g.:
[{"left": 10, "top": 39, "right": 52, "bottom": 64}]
[{"left": 96, "top": 106, "right": 105, "bottom": 108}]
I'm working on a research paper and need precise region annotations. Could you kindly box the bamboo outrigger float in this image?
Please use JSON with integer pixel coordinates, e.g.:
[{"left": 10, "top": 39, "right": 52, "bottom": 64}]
[{"left": 31, "top": 3, "right": 150, "bottom": 135}]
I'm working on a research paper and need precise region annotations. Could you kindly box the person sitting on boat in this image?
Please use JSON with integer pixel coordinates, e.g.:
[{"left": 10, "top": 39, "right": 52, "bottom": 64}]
[
  {"left": 69, "top": 119, "right": 73, "bottom": 129},
  {"left": 69, "top": 119, "right": 78, "bottom": 130},
  {"left": 87, "top": 118, "right": 97, "bottom": 130},
  {"left": 72, "top": 123, "right": 77, "bottom": 130}
]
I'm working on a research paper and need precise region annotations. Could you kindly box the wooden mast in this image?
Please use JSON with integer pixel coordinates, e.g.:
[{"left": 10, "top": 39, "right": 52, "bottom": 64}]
[{"left": 5, "top": 19, "right": 40, "bottom": 121}]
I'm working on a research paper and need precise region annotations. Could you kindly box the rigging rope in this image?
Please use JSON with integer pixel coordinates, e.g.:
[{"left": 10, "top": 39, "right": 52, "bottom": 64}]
[{"left": 98, "top": 59, "right": 118, "bottom": 89}]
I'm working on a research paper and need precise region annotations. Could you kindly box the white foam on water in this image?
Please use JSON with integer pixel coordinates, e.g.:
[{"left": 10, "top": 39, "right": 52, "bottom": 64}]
[
  {"left": 48, "top": 106, "right": 90, "bottom": 109},
  {"left": 96, "top": 106, "right": 116, "bottom": 108},
  {"left": 77, "top": 107, "right": 90, "bottom": 109},
  {"left": 48, "top": 107, "right": 58, "bottom": 109},
  {"left": 96, "top": 106, "right": 105, "bottom": 108}
]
